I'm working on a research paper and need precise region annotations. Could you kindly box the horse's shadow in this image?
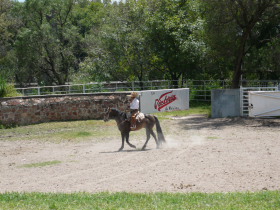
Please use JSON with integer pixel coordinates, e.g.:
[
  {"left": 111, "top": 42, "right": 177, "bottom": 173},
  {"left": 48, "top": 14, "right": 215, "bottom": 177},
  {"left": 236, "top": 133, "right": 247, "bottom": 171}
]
[{"left": 100, "top": 148, "right": 152, "bottom": 154}]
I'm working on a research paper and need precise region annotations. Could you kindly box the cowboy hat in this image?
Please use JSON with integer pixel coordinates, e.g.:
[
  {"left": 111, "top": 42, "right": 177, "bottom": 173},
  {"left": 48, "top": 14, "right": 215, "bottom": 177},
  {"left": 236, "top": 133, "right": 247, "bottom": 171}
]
[{"left": 127, "top": 92, "right": 139, "bottom": 98}]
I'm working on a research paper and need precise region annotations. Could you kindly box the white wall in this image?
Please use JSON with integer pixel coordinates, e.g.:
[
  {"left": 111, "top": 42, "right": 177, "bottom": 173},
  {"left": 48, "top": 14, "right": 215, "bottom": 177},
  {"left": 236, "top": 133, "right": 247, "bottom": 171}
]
[{"left": 139, "top": 88, "right": 189, "bottom": 114}]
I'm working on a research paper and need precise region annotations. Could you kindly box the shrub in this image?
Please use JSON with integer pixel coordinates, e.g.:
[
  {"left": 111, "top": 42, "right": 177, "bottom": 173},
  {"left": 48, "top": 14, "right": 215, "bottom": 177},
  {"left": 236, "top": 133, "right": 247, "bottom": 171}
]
[
  {"left": 0, "top": 76, "right": 7, "bottom": 97},
  {"left": 4, "top": 84, "right": 22, "bottom": 97},
  {"left": 0, "top": 76, "right": 21, "bottom": 97}
]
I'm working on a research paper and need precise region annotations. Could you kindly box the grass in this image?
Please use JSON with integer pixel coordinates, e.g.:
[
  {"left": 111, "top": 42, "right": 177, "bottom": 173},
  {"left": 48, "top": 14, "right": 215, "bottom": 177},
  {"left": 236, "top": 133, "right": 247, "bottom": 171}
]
[
  {"left": 0, "top": 191, "right": 279, "bottom": 210},
  {"left": 20, "top": 160, "right": 62, "bottom": 168},
  {"left": 155, "top": 102, "right": 211, "bottom": 119},
  {"left": 0, "top": 104, "right": 211, "bottom": 142},
  {"left": 207, "top": 136, "right": 219, "bottom": 140},
  {"left": 0, "top": 120, "right": 119, "bottom": 142}
]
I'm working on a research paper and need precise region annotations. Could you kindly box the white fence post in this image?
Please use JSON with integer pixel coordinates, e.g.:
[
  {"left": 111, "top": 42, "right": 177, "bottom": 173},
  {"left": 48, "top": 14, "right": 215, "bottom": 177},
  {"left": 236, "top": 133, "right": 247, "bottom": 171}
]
[{"left": 132, "top": 81, "right": 134, "bottom": 91}]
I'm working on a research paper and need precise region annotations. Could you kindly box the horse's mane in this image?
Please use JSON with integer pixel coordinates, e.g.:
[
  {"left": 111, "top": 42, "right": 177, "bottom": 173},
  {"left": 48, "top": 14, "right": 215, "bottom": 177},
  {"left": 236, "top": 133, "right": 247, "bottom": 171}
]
[{"left": 111, "top": 108, "right": 128, "bottom": 119}]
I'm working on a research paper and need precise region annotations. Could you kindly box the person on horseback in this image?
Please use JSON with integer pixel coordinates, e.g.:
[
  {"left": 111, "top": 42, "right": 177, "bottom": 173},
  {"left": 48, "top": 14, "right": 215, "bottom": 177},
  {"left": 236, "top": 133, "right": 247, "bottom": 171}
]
[{"left": 128, "top": 92, "right": 139, "bottom": 130}]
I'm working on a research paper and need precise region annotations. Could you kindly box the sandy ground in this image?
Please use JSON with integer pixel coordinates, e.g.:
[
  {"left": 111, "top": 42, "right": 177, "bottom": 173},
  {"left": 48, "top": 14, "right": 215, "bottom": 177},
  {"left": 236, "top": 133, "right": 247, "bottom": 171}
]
[{"left": 1, "top": 115, "right": 280, "bottom": 193}]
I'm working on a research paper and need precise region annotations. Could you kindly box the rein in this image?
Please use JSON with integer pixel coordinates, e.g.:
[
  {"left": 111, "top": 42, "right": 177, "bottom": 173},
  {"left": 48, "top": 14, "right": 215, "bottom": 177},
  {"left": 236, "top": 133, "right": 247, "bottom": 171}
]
[{"left": 112, "top": 109, "right": 128, "bottom": 123}]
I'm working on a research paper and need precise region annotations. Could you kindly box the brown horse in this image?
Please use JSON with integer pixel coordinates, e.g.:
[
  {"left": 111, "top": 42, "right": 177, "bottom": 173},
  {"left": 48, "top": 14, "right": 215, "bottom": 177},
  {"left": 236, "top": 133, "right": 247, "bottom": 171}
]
[{"left": 104, "top": 108, "right": 166, "bottom": 151}]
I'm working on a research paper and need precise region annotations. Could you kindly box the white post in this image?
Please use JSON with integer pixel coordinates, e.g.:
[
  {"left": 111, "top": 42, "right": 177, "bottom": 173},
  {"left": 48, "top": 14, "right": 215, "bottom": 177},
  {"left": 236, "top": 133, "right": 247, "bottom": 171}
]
[
  {"left": 132, "top": 81, "right": 134, "bottom": 91},
  {"left": 83, "top": 84, "right": 86, "bottom": 93}
]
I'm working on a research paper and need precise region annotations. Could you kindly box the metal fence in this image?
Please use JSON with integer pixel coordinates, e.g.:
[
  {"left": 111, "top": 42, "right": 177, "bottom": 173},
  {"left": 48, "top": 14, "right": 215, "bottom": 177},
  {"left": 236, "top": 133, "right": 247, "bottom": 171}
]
[
  {"left": 16, "top": 80, "right": 280, "bottom": 102},
  {"left": 15, "top": 80, "right": 229, "bottom": 100}
]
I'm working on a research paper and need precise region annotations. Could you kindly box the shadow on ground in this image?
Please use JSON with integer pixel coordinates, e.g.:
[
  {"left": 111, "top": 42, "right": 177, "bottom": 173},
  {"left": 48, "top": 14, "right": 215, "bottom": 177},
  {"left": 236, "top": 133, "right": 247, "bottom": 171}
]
[{"left": 173, "top": 115, "right": 280, "bottom": 131}]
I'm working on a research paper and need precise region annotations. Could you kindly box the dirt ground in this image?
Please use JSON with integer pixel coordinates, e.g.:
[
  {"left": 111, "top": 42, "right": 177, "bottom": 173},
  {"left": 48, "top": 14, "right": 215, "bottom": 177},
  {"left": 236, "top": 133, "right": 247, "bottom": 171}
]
[{"left": 1, "top": 115, "right": 280, "bottom": 193}]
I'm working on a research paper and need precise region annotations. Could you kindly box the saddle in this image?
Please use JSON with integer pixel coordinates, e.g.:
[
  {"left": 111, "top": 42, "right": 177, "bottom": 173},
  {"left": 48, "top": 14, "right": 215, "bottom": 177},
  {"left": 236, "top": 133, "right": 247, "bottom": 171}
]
[
  {"left": 130, "top": 111, "right": 145, "bottom": 130},
  {"left": 135, "top": 111, "right": 145, "bottom": 122}
]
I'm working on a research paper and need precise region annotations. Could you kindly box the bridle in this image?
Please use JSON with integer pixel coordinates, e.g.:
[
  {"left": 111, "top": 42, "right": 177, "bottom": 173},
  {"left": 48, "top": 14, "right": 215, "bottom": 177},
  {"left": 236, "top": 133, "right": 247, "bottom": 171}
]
[{"left": 103, "top": 107, "right": 111, "bottom": 122}]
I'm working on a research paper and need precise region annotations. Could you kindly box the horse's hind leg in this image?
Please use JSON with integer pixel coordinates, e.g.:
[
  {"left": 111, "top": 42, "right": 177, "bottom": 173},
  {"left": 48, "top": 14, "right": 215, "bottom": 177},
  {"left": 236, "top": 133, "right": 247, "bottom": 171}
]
[
  {"left": 141, "top": 129, "right": 151, "bottom": 150},
  {"left": 142, "top": 128, "right": 159, "bottom": 150},
  {"left": 150, "top": 129, "right": 160, "bottom": 149},
  {"left": 125, "top": 132, "right": 136, "bottom": 149}
]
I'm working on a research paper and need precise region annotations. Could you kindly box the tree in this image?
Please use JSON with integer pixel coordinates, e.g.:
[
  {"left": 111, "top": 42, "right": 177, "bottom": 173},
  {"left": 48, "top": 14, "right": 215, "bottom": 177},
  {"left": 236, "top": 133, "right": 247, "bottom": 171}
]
[
  {"left": 0, "top": 0, "right": 21, "bottom": 80},
  {"left": 14, "top": 0, "right": 83, "bottom": 85},
  {"left": 145, "top": 0, "right": 204, "bottom": 87},
  {"left": 110, "top": 0, "right": 155, "bottom": 84},
  {"left": 0, "top": 0, "right": 14, "bottom": 58},
  {"left": 78, "top": 0, "right": 156, "bottom": 87},
  {"left": 201, "top": 0, "right": 280, "bottom": 88}
]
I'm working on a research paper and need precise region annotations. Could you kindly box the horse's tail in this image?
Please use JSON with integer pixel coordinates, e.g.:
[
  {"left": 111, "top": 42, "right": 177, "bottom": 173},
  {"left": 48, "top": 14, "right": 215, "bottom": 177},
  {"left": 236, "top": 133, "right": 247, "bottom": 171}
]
[{"left": 154, "top": 116, "right": 166, "bottom": 144}]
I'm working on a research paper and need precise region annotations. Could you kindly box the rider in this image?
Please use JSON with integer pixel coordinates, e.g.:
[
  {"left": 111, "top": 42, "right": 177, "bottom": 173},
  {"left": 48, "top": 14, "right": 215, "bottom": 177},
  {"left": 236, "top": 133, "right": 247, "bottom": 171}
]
[{"left": 128, "top": 92, "right": 139, "bottom": 130}]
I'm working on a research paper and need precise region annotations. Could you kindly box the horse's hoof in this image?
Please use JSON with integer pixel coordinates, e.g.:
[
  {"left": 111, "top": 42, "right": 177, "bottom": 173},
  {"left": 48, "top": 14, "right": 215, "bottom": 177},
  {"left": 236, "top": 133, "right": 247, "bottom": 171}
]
[
  {"left": 118, "top": 148, "right": 124, "bottom": 152},
  {"left": 141, "top": 147, "right": 146, "bottom": 151}
]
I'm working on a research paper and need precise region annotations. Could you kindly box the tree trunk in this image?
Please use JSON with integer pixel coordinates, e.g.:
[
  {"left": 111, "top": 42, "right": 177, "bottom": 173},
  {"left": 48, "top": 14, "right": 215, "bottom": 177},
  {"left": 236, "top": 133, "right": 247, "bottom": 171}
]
[
  {"left": 231, "top": 30, "right": 251, "bottom": 89},
  {"left": 231, "top": 51, "right": 244, "bottom": 89},
  {"left": 170, "top": 72, "right": 181, "bottom": 88}
]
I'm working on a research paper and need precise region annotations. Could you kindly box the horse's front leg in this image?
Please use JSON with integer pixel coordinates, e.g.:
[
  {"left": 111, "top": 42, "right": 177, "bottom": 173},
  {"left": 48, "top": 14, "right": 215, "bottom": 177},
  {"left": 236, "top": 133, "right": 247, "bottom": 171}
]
[
  {"left": 119, "top": 133, "right": 125, "bottom": 151},
  {"left": 125, "top": 132, "right": 136, "bottom": 149}
]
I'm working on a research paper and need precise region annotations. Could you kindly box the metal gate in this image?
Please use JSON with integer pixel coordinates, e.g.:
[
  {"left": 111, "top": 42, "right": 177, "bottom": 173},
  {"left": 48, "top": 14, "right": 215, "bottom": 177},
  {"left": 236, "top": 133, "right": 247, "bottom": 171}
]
[
  {"left": 249, "top": 91, "right": 280, "bottom": 117},
  {"left": 240, "top": 86, "right": 278, "bottom": 117}
]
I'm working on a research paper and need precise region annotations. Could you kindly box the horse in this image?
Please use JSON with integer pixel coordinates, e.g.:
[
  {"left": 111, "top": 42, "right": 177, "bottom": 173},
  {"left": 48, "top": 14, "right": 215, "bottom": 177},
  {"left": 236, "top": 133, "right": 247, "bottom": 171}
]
[{"left": 103, "top": 108, "right": 166, "bottom": 151}]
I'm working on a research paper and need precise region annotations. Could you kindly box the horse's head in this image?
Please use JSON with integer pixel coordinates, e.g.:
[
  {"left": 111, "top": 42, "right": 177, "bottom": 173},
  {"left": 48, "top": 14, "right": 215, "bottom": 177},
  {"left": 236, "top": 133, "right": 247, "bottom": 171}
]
[
  {"left": 103, "top": 108, "right": 119, "bottom": 122},
  {"left": 103, "top": 107, "right": 111, "bottom": 122}
]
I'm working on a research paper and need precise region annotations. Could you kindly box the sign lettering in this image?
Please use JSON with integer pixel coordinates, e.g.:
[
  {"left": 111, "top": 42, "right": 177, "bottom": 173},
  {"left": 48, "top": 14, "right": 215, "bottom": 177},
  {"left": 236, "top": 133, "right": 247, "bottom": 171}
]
[{"left": 154, "top": 91, "right": 177, "bottom": 111}]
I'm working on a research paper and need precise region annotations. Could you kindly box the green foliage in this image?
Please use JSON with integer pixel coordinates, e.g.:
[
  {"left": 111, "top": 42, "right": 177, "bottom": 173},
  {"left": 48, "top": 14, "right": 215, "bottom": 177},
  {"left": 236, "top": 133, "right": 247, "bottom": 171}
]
[
  {"left": 0, "top": 76, "right": 21, "bottom": 97},
  {"left": 1, "top": 0, "right": 280, "bottom": 87},
  {"left": 0, "top": 191, "right": 280, "bottom": 209},
  {"left": 0, "top": 121, "right": 17, "bottom": 129},
  {"left": 200, "top": 0, "right": 280, "bottom": 87},
  {"left": 3, "top": 84, "right": 21, "bottom": 97},
  {"left": 0, "top": 76, "right": 7, "bottom": 97},
  {"left": 245, "top": 36, "right": 280, "bottom": 80},
  {"left": 146, "top": 0, "right": 205, "bottom": 82},
  {"left": 13, "top": 0, "right": 84, "bottom": 85}
]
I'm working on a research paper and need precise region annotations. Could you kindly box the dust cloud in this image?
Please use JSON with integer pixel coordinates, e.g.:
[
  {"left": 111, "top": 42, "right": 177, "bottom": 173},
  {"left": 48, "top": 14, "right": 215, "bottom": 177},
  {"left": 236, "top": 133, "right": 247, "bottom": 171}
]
[{"left": 164, "top": 135, "right": 206, "bottom": 148}]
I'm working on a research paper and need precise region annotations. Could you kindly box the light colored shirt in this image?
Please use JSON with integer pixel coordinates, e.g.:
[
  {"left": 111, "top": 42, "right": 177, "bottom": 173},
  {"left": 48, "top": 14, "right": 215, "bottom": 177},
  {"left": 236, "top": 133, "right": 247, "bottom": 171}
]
[{"left": 130, "top": 98, "right": 139, "bottom": 110}]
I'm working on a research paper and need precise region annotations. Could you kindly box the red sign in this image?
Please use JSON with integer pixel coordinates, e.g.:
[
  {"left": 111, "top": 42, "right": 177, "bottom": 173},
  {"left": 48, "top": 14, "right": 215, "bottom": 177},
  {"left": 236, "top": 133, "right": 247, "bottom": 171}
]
[{"left": 154, "top": 91, "right": 177, "bottom": 111}]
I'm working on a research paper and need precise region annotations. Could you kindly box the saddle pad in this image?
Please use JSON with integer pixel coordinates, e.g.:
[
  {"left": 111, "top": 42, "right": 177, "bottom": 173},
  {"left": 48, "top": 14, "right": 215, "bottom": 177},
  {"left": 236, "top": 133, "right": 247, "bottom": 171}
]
[{"left": 136, "top": 112, "right": 145, "bottom": 121}]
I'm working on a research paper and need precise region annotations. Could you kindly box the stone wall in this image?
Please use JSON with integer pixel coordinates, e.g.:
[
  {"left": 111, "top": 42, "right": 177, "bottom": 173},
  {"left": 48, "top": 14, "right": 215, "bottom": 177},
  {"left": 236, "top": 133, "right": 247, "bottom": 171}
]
[{"left": 0, "top": 92, "right": 130, "bottom": 126}]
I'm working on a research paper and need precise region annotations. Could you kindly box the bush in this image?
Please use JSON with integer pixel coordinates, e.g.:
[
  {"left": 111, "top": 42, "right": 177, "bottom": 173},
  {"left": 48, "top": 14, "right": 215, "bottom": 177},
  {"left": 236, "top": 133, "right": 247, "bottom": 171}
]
[
  {"left": 0, "top": 76, "right": 7, "bottom": 97},
  {"left": 4, "top": 84, "right": 22, "bottom": 97},
  {"left": 0, "top": 76, "right": 21, "bottom": 97}
]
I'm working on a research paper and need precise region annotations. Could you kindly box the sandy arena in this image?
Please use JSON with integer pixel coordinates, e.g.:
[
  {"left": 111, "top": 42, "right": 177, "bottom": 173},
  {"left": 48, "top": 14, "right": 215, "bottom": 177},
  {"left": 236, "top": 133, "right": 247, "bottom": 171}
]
[{"left": 1, "top": 115, "right": 280, "bottom": 193}]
